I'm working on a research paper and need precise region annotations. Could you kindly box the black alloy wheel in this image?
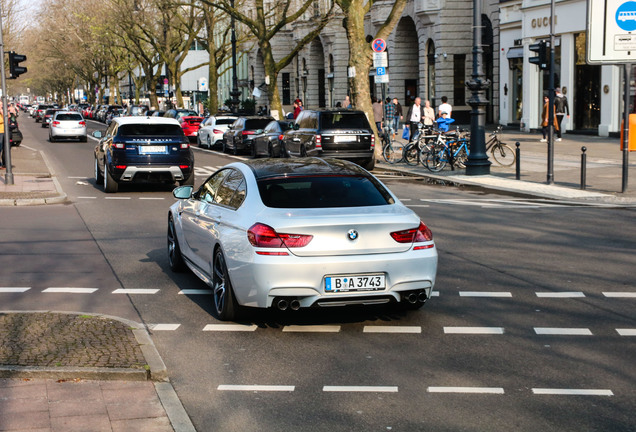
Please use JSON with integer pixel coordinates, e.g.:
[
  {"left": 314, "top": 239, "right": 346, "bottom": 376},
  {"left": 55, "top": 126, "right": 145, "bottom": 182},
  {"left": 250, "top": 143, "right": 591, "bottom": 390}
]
[
  {"left": 167, "top": 216, "right": 186, "bottom": 272},
  {"left": 212, "top": 248, "right": 238, "bottom": 321}
]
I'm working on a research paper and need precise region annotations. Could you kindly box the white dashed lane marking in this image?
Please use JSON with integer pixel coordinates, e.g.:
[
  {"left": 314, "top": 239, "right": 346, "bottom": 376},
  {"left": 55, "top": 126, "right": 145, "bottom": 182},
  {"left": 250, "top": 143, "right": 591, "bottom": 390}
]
[
  {"left": 534, "top": 328, "right": 593, "bottom": 335},
  {"left": 178, "top": 289, "right": 211, "bottom": 295},
  {"left": 459, "top": 291, "right": 512, "bottom": 297},
  {"left": 148, "top": 324, "right": 181, "bottom": 331},
  {"left": 282, "top": 325, "right": 341, "bottom": 333},
  {"left": 322, "top": 386, "right": 398, "bottom": 393},
  {"left": 203, "top": 324, "right": 258, "bottom": 332},
  {"left": 616, "top": 329, "right": 636, "bottom": 336},
  {"left": 112, "top": 289, "right": 160, "bottom": 294},
  {"left": 427, "top": 387, "right": 505, "bottom": 394},
  {"left": 532, "top": 388, "right": 613, "bottom": 396},
  {"left": 536, "top": 292, "right": 585, "bottom": 298},
  {"left": 0, "top": 287, "right": 31, "bottom": 293},
  {"left": 444, "top": 327, "right": 505, "bottom": 334},
  {"left": 603, "top": 292, "right": 636, "bottom": 298},
  {"left": 42, "top": 287, "right": 98, "bottom": 293},
  {"left": 217, "top": 385, "right": 295, "bottom": 392},
  {"left": 363, "top": 326, "right": 422, "bottom": 334}
]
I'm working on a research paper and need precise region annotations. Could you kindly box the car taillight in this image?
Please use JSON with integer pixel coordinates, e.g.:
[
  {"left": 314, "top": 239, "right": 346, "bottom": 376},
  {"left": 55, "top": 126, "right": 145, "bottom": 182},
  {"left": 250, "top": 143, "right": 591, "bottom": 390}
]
[
  {"left": 370, "top": 134, "right": 375, "bottom": 149},
  {"left": 179, "top": 165, "right": 189, "bottom": 169},
  {"left": 248, "top": 223, "right": 313, "bottom": 254},
  {"left": 52, "top": 121, "right": 60, "bottom": 127},
  {"left": 79, "top": 121, "right": 86, "bottom": 126},
  {"left": 278, "top": 134, "right": 284, "bottom": 141},
  {"left": 242, "top": 130, "right": 255, "bottom": 135},
  {"left": 213, "top": 129, "right": 223, "bottom": 134},
  {"left": 113, "top": 142, "right": 125, "bottom": 149},
  {"left": 315, "top": 134, "right": 322, "bottom": 150},
  {"left": 390, "top": 221, "right": 433, "bottom": 247},
  {"left": 180, "top": 143, "right": 190, "bottom": 149},
  {"left": 114, "top": 165, "right": 127, "bottom": 170}
]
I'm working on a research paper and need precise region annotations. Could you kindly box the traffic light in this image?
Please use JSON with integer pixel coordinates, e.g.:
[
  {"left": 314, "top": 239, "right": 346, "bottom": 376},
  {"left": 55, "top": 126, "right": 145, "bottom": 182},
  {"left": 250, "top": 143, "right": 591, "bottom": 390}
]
[
  {"left": 8, "top": 51, "right": 27, "bottom": 79},
  {"left": 529, "top": 41, "right": 550, "bottom": 70}
]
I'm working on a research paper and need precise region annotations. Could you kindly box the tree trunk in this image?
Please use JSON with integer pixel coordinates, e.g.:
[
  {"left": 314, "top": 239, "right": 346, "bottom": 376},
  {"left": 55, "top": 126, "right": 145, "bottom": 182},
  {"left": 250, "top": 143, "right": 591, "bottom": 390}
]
[{"left": 261, "top": 41, "right": 283, "bottom": 119}]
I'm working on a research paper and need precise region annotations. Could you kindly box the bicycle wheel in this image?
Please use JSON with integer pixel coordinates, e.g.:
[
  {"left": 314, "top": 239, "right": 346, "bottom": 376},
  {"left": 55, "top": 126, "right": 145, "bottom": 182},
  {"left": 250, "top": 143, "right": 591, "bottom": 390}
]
[
  {"left": 383, "top": 143, "right": 400, "bottom": 164},
  {"left": 491, "top": 142, "right": 515, "bottom": 166},
  {"left": 454, "top": 144, "right": 469, "bottom": 169},
  {"left": 425, "top": 147, "right": 447, "bottom": 172},
  {"left": 404, "top": 143, "right": 420, "bottom": 166}
]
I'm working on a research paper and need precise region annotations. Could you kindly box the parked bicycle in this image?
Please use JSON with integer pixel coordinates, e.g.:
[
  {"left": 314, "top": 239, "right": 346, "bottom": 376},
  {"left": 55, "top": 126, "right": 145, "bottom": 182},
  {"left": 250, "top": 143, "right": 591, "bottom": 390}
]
[
  {"left": 404, "top": 124, "right": 437, "bottom": 166},
  {"left": 381, "top": 125, "right": 404, "bottom": 164},
  {"left": 486, "top": 126, "right": 515, "bottom": 166},
  {"left": 424, "top": 132, "right": 470, "bottom": 172}
]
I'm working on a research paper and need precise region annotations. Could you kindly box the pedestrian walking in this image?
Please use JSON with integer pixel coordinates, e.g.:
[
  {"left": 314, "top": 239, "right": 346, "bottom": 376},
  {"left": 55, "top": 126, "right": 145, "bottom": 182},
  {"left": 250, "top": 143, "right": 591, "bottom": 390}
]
[
  {"left": 423, "top": 100, "right": 435, "bottom": 126},
  {"left": 392, "top": 98, "right": 403, "bottom": 133},
  {"left": 438, "top": 96, "right": 452, "bottom": 118},
  {"left": 554, "top": 87, "right": 569, "bottom": 141},
  {"left": 405, "top": 97, "right": 424, "bottom": 141},
  {"left": 293, "top": 99, "right": 303, "bottom": 119},
  {"left": 372, "top": 97, "right": 383, "bottom": 132},
  {"left": 541, "top": 95, "right": 559, "bottom": 142},
  {"left": 342, "top": 95, "right": 352, "bottom": 109},
  {"left": 383, "top": 97, "right": 396, "bottom": 140}
]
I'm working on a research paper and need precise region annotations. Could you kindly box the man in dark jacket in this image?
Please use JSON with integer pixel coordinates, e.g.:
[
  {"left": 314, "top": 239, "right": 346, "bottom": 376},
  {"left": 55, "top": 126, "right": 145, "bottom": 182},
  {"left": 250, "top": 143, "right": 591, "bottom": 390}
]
[
  {"left": 554, "top": 87, "right": 569, "bottom": 141},
  {"left": 405, "top": 97, "right": 424, "bottom": 141}
]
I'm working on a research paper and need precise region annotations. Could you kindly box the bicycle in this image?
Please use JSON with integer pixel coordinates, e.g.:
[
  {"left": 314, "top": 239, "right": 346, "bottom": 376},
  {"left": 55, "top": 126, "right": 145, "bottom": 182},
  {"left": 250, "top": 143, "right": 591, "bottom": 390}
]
[
  {"left": 424, "top": 134, "right": 470, "bottom": 172},
  {"left": 404, "top": 124, "right": 437, "bottom": 166},
  {"left": 486, "top": 126, "right": 515, "bottom": 166},
  {"left": 381, "top": 125, "right": 404, "bottom": 164}
]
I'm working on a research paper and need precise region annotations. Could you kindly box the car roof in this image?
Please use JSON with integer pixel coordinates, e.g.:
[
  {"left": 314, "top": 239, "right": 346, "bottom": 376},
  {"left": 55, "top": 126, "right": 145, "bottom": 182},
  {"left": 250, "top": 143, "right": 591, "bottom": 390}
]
[
  {"left": 112, "top": 116, "right": 181, "bottom": 126},
  {"left": 240, "top": 157, "right": 368, "bottom": 180}
]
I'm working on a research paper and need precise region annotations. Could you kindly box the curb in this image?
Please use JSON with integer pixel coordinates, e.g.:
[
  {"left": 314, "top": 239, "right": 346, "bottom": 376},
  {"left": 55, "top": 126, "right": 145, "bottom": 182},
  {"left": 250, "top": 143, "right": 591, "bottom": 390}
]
[{"left": 0, "top": 310, "right": 167, "bottom": 382}]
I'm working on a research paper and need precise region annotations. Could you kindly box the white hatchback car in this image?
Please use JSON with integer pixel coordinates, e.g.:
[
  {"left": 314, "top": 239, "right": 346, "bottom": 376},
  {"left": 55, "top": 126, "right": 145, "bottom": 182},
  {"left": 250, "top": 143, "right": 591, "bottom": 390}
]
[
  {"left": 197, "top": 115, "right": 238, "bottom": 149},
  {"left": 49, "top": 111, "right": 87, "bottom": 142}
]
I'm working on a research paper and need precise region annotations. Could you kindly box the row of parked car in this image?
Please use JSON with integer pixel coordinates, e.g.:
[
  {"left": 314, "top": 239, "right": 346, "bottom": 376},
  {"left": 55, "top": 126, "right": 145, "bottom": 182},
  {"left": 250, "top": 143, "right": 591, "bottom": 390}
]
[{"left": 196, "top": 109, "right": 376, "bottom": 170}]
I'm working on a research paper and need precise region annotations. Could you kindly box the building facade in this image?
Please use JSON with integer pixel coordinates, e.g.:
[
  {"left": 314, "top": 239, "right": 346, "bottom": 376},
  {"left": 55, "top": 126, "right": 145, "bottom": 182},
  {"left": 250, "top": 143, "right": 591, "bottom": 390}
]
[
  {"left": 499, "top": 0, "right": 623, "bottom": 136},
  {"left": 248, "top": 0, "right": 501, "bottom": 123}
]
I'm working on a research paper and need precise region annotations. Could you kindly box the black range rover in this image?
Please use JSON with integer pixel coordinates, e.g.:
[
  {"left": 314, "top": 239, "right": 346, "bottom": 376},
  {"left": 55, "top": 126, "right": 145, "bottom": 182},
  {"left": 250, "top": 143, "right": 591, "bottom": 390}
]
[
  {"left": 282, "top": 109, "right": 375, "bottom": 170},
  {"left": 93, "top": 117, "right": 195, "bottom": 193}
]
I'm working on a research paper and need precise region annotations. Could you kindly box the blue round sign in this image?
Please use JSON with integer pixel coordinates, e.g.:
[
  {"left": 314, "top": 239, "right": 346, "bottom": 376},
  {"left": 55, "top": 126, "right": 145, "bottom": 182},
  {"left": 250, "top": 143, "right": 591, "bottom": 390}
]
[{"left": 616, "top": 1, "right": 636, "bottom": 32}]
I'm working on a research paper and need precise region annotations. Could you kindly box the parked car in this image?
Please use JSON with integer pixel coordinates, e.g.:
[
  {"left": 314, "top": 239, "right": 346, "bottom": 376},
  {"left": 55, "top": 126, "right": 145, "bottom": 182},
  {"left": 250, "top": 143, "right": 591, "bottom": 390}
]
[
  {"left": 49, "top": 111, "right": 87, "bottom": 142},
  {"left": 127, "top": 105, "right": 149, "bottom": 116},
  {"left": 41, "top": 108, "right": 60, "bottom": 127},
  {"left": 99, "top": 105, "right": 123, "bottom": 123},
  {"left": 197, "top": 115, "right": 238, "bottom": 149},
  {"left": 167, "top": 157, "right": 437, "bottom": 320},
  {"left": 93, "top": 116, "right": 194, "bottom": 193},
  {"left": 151, "top": 110, "right": 166, "bottom": 117},
  {"left": 251, "top": 120, "right": 293, "bottom": 158},
  {"left": 178, "top": 115, "right": 203, "bottom": 142},
  {"left": 282, "top": 109, "right": 376, "bottom": 170},
  {"left": 223, "top": 116, "right": 273, "bottom": 155}
]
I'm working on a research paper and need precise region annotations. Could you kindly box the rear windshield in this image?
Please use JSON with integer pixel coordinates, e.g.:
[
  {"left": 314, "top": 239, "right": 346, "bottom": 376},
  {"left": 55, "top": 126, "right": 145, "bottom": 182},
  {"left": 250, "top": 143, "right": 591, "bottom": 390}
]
[
  {"left": 45, "top": 109, "right": 57, "bottom": 114},
  {"left": 216, "top": 118, "right": 235, "bottom": 125},
  {"left": 56, "top": 114, "right": 83, "bottom": 121},
  {"left": 258, "top": 175, "right": 394, "bottom": 208},
  {"left": 118, "top": 124, "right": 185, "bottom": 137},
  {"left": 321, "top": 112, "right": 370, "bottom": 130},
  {"left": 245, "top": 119, "right": 272, "bottom": 130}
]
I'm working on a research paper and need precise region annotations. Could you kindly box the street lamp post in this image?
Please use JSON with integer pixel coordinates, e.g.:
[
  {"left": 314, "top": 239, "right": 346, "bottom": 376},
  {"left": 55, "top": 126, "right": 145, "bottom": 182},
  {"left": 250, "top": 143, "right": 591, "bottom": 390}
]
[
  {"left": 0, "top": 5, "right": 13, "bottom": 184},
  {"left": 465, "top": 0, "right": 491, "bottom": 176},
  {"left": 229, "top": 0, "right": 241, "bottom": 113}
]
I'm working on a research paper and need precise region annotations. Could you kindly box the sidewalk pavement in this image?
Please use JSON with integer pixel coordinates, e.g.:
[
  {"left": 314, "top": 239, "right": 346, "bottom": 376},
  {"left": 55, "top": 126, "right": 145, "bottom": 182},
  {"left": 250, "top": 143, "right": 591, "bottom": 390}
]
[
  {"left": 380, "top": 127, "right": 636, "bottom": 204},
  {"left": 0, "top": 312, "right": 195, "bottom": 432}
]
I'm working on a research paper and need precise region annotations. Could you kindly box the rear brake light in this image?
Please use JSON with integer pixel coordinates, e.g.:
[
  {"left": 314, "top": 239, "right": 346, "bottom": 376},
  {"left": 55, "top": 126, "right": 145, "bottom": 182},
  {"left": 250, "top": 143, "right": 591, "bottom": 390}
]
[
  {"left": 315, "top": 134, "right": 322, "bottom": 150},
  {"left": 180, "top": 143, "right": 190, "bottom": 149},
  {"left": 114, "top": 165, "right": 127, "bottom": 170},
  {"left": 242, "top": 130, "right": 255, "bottom": 135},
  {"left": 247, "top": 223, "right": 313, "bottom": 249},
  {"left": 52, "top": 121, "right": 60, "bottom": 127},
  {"left": 213, "top": 129, "right": 223, "bottom": 134},
  {"left": 179, "top": 165, "right": 189, "bottom": 169},
  {"left": 79, "top": 121, "right": 86, "bottom": 126},
  {"left": 113, "top": 142, "right": 125, "bottom": 149},
  {"left": 390, "top": 221, "right": 433, "bottom": 244},
  {"left": 370, "top": 134, "right": 375, "bottom": 149},
  {"left": 278, "top": 134, "right": 284, "bottom": 141}
]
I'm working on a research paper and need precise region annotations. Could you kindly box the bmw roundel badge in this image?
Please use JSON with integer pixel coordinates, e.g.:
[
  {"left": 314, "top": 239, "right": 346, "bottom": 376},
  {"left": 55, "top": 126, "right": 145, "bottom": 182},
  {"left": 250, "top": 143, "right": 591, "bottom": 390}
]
[{"left": 347, "top": 229, "right": 358, "bottom": 241}]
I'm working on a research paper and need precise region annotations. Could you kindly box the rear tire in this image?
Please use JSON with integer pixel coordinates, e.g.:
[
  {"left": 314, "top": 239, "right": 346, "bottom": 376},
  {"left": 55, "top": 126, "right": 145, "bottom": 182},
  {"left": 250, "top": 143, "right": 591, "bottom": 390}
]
[
  {"left": 167, "top": 215, "right": 186, "bottom": 272},
  {"left": 491, "top": 143, "right": 515, "bottom": 166},
  {"left": 49, "top": 135, "right": 56, "bottom": 142},
  {"left": 362, "top": 158, "right": 375, "bottom": 171},
  {"left": 404, "top": 143, "right": 420, "bottom": 166},
  {"left": 103, "top": 162, "right": 119, "bottom": 193},
  {"left": 212, "top": 249, "right": 239, "bottom": 321},
  {"left": 180, "top": 172, "right": 195, "bottom": 186},
  {"left": 95, "top": 158, "right": 103, "bottom": 183},
  {"left": 425, "top": 147, "right": 447, "bottom": 172}
]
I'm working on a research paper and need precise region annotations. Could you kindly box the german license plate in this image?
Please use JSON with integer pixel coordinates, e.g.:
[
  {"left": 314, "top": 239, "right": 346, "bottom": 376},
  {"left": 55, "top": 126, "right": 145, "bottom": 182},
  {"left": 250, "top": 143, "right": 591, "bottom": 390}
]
[
  {"left": 334, "top": 135, "right": 356, "bottom": 143},
  {"left": 325, "top": 274, "right": 385, "bottom": 293},
  {"left": 139, "top": 145, "right": 167, "bottom": 154}
]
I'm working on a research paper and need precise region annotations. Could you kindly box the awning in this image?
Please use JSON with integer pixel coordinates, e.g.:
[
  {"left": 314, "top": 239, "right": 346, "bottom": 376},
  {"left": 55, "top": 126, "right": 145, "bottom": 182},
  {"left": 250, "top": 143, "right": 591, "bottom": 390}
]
[{"left": 507, "top": 47, "right": 524, "bottom": 59}]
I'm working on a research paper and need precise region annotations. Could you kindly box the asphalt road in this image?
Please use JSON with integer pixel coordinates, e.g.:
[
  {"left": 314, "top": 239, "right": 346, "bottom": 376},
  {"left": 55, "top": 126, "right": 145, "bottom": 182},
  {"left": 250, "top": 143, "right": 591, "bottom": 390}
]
[{"left": 1, "top": 116, "right": 634, "bottom": 431}]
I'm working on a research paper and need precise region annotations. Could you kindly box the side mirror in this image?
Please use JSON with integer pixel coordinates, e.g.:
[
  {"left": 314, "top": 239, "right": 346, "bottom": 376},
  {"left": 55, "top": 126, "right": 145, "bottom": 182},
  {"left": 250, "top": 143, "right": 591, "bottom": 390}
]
[
  {"left": 255, "top": 129, "right": 263, "bottom": 135},
  {"left": 92, "top": 130, "right": 103, "bottom": 139},
  {"left": 293, "top": 123, "right": 300, "bottom": 130},
  {"left": 173, "top": 185, "right": 193, "bottom": 200}
]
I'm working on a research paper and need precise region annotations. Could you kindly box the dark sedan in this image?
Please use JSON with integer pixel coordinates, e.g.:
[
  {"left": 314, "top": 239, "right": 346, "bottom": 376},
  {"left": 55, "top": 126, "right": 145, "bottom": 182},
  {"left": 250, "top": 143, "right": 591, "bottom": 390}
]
[
  {"left": 251, "top": 120, "right": 293, "bottom": 158},
  {"left": 223, "top": 116, "right": 273, "bottom": 155}
]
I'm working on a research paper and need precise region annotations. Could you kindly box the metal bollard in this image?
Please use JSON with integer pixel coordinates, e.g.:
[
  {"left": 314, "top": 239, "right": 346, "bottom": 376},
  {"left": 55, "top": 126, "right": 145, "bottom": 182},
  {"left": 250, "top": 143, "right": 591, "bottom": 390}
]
[
  {"left": 515, "top": 142, "right": 521, "bottom": 180},
  {"left": 580, "top": 146, "right": 587, "bottom": 190}
]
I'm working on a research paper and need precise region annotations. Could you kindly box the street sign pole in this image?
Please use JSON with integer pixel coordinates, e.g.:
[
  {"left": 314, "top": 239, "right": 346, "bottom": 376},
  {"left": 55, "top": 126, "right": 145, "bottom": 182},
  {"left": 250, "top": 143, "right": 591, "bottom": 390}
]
[
  {"left": 0, "top": 5, "right": 13, "bottom": 185},
  {"left": 623, "top": 63, "right": 631, "bottom": 193},
  {"left": 547, "top": 0, "right": 556, "bottom": 185}
]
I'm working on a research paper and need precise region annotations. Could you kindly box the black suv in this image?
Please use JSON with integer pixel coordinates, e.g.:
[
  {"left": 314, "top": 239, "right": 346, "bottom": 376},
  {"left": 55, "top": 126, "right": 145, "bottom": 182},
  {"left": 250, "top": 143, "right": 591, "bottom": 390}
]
[
  {"left": 282, "top": 109, "right": 375, "bottom": 170},
  {"left": 223, "top": 116, "right": 273, "bottom": 155},
  {"left": 93, "top": 117, "right": 194, "bottom": 193}
]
